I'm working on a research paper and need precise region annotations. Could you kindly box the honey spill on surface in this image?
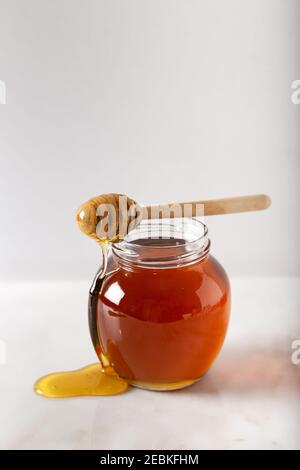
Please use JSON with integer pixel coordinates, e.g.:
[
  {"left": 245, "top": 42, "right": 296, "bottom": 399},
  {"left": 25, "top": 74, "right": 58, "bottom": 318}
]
[
  {"left": 34, "top": 363, "right": 128, "bottom": 398},
  {"left": 34, "top": 243, "right": 129, "bottom": 398}
]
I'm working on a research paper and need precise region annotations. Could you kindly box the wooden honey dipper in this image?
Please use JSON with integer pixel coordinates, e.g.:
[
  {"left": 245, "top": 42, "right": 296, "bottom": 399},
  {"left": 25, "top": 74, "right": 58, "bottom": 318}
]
[{"left": 76, "top": 193, "right": 271, "bottom": 243}]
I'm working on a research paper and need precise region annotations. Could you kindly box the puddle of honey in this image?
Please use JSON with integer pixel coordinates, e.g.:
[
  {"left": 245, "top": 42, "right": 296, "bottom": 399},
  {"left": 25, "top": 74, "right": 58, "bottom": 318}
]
[
  {"left": 34, "top": 363, "right": 128, "bottom": 398},
  {"left": 34, "top": 243, "right": 129, "bottom": 398}
]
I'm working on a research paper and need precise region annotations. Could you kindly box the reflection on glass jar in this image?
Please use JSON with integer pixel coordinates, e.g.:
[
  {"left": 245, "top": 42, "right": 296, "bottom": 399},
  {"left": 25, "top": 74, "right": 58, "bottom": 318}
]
[{"left": 90, "top": 219, "right": 231, "bottom": 391}]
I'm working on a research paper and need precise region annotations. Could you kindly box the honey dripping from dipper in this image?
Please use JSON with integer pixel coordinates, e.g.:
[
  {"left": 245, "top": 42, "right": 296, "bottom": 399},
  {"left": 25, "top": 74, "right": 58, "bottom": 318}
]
[{"left": 35, "top": 195, "right": 142, "bottom": 398}]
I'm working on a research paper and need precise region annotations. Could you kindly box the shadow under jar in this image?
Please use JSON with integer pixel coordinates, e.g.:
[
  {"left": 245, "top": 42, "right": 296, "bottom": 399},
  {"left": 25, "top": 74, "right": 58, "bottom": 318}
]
[{"left": 89, "top": 219, "right": 231, "bottom": 391}]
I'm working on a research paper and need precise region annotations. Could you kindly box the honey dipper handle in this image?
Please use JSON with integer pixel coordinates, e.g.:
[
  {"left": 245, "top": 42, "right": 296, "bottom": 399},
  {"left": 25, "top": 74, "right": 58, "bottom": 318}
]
[{"left": 143, "top": 194, "right": 271, "bottom": 218}]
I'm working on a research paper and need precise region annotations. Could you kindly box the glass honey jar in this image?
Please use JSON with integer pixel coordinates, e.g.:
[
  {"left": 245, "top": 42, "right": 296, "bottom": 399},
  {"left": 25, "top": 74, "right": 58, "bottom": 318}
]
[{"left": 89, "top": 219, "right": 231, "bottom": 391}]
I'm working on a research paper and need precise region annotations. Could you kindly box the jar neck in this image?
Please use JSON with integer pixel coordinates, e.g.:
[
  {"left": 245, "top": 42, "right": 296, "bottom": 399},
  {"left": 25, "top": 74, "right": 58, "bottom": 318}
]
[{"left": 112, "top": 219, "right": 210, "bottom": 270}]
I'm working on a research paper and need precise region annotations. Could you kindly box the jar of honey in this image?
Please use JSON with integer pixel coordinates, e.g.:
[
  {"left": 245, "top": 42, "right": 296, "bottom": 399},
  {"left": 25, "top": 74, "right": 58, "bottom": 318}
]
[{"left": 89, "top": 219, "right": 231, "bottom": 391}]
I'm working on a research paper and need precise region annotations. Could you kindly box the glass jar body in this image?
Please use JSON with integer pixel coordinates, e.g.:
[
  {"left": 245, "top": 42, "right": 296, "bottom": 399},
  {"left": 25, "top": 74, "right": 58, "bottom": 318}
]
[{"left": 96, "top": 253, "right": 230, "bottom": 390}]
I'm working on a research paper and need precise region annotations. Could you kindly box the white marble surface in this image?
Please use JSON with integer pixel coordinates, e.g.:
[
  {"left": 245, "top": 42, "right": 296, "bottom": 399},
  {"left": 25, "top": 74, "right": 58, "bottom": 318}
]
[{"left": 0, "top": 278, "right": 299, "bottom": 450}]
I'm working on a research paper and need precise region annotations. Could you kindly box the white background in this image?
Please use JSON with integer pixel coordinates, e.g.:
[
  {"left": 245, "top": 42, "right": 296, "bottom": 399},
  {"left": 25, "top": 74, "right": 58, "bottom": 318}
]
[{"left": 0, "top": 0, "right": 299, "bottom": 280}]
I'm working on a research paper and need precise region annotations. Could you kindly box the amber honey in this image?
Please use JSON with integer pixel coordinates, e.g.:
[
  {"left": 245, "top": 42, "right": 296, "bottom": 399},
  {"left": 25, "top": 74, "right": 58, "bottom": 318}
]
[
  {"left": 93, "top": 221, "right": 231, "bottom": 391},
  {"left": 35, "top": 219, "right": 230, "bottom": 397}
]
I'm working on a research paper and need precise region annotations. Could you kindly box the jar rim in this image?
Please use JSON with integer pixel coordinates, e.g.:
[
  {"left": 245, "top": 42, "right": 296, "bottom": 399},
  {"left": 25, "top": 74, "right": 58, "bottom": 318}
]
[{"left": 112, "top": 218, "right": 210, "bottom": 269}]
